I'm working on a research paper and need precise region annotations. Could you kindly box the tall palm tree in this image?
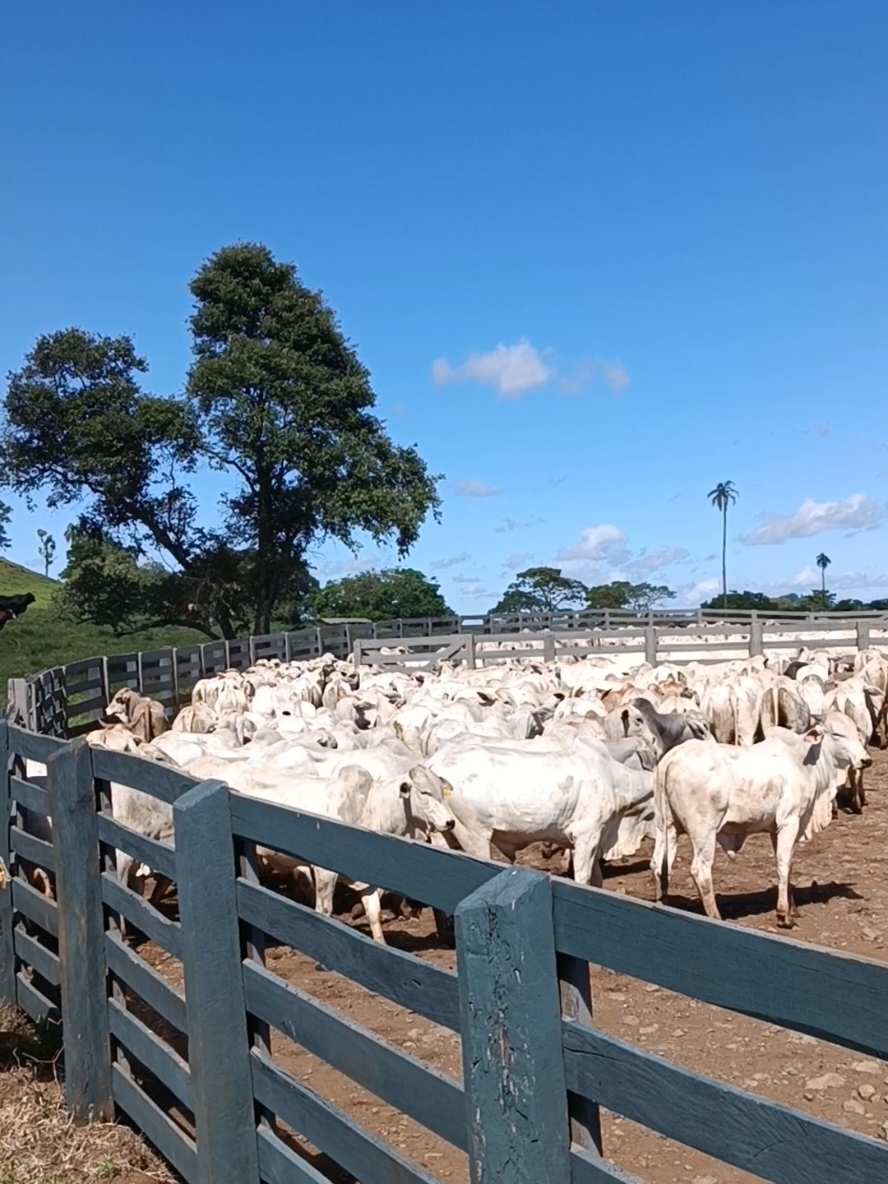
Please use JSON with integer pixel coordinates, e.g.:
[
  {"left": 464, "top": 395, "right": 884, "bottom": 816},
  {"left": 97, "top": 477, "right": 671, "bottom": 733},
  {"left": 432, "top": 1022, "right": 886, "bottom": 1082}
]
[
  {"left": 816, "top": 552, "right": 831, "bottom": 608},
  {"left": 708, "top": 481, "right": 738, "bottom": 609}
]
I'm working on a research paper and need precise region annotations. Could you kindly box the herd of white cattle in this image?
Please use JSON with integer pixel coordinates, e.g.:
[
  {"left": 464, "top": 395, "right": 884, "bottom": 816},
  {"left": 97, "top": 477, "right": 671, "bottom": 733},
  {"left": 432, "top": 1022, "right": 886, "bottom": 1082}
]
[{"left": 24, "top": 641, "right": 888, "bottom": 942}]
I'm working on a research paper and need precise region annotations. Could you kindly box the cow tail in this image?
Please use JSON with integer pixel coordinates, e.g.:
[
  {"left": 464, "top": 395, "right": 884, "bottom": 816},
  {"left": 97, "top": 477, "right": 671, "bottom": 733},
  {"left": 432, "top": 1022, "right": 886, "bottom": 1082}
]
[{"left": 651, "top": 755, "right": 672, "bottom": 901}]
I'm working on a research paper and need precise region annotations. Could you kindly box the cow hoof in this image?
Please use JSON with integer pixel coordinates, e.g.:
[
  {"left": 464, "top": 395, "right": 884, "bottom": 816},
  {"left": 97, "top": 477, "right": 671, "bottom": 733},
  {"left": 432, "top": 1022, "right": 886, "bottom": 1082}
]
[{"left": 776, "top": 915, "right": 794, "bottom": 929}]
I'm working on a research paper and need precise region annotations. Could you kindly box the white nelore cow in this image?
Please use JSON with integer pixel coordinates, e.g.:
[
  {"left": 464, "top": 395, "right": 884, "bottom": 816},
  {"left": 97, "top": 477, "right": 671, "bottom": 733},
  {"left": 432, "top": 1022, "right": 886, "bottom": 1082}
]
[
  {"left": 428, "top": 735, "right": 653, "bottom": 887},
  {"left": 651, "top": 720, "right": 870, "bottom": 927},
  {"left": 185, "top": 755, "right": 454, "bottom": 942}
]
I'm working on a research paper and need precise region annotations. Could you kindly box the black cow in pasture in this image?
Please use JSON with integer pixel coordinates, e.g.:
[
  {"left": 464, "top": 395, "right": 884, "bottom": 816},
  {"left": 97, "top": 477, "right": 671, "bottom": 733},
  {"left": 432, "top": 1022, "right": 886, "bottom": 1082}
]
[{"left": 0, "top": 593, "right": 36, "bottom": 632}]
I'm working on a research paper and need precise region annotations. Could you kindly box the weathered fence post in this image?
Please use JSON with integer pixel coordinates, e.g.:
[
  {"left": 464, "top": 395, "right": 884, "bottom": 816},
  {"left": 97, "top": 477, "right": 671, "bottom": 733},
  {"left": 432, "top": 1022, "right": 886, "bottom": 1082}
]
[
  {"left": 464, "top": 632, "right": 477, "bottom": 670},
  {"left": 174, "top": 781, "right": 260, "bottom": 1184},
  {"left": 543, "top": 632, "right": 556, "bottom": 663},
  {"left": 455, "top": 867, "right": 571, "bottom": 1184},
  {"left": 0, "top": 718, "right": 15, "bottom": 1005},
  {"left": 644, "top": 625, "right": 658, "bottom": 666},
  {"left": 46, "top": 740, "right": 114, "bottom": 1123},
  {"left": 858, "top": 621, "right": 871, "bottom": 651},
  {"left": 749, "top": 613, "right": 764, "bottom": 658},
  {"left": 557, "top": 954, "right": 602, "bottom": 1154}
]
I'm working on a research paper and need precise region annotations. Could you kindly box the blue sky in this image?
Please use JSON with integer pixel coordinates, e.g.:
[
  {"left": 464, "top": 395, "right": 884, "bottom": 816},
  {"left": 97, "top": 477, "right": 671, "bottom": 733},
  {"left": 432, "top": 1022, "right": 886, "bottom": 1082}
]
[{"left": 2, "top": 3, "right": 887, "bottom": 611}]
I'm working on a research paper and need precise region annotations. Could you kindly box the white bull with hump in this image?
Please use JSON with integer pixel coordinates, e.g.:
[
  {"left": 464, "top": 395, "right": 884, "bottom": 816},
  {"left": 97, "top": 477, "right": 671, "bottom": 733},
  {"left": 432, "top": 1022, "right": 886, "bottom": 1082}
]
[{"left": 427, "top": 735, "right": 653, "bottom": 887}]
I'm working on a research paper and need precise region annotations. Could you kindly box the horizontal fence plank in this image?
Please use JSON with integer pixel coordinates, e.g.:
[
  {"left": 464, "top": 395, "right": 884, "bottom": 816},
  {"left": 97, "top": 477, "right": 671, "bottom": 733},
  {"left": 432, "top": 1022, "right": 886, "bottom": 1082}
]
[
  {"left": 111, "top": 1064, "right": 198, "bottom": 1183},
  {"left": 256, "top": 1125, "right": 331, "bottom": 1184},
  {"left": 252, "top": 1049, "right": 438, "bottom": 1184},
  {"left": 8, "top": 727, "right": 67, "bottom": 763},
  {"left": 236, "top": 879, "right": 460, "bottom": 1032},
  {"left": 90, "top": 749, "right": 197, "bottom": 804},
  {"left": 64, "top": 676, "right": 105, "bottom": 695},
  {"left": 101, "top": 873, "right": 183, "bottom": 959},
  {"left": 13, "top": 926, "right": 60, "bottom": 987},
  {"left": 552, "top": 880, "right": 888, "bottom": 1061},
  {"left": 97, "top": 813, "right": 176, "bottom": 883},
  {"left": 243, "top": 960, "right": 466, "bottom": 1151},
  {"left": 16, "top": 970, "right": 60, "bottom": 1025},
  {"left": 562, "top": 1021, "right": 888, "bottom": 1184},
  {"left": 230, "top": 795, "right": 496, "bottom": 912},
  {"left": 9, "top": 776, "right": 49, "bottom": 816},
  {"left": 108, "top": 996, "right": 192, "bottom": 1110},
  {"left": 63, "top": 657, "right": 104, "bottom": 677},
  {"left": 104, "top": 931, "right": 187, "bottom": 1033},
  {"left": 12, "top": 878, "right": 58, "bottom": 937},
  {"left": 569, "top": 1148, "right": 646, "bottom": 1184},
  {"left": 10, "top": 825, "right": 55, "bottom": 872}
]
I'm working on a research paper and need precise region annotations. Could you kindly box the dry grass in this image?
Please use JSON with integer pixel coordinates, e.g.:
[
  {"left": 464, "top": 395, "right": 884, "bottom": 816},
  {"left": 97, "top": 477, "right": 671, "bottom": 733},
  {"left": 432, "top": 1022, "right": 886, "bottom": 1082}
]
[{"left": 0, "top": 1005, "right": 176, "bottom": 1184}]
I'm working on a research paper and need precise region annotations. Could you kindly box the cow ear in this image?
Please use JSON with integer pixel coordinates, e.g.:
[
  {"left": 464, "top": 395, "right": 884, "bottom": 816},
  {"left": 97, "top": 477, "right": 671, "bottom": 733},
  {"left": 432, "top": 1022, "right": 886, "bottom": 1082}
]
[{"left": 804, "top": 726, "right": 824, "bottom": 744}]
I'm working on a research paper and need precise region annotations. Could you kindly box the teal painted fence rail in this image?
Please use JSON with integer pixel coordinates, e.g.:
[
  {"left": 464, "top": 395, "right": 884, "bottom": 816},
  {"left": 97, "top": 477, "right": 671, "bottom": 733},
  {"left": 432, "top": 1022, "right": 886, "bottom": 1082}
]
[{"left": 3, "top": 715, "right": 888, "bottom": 1183}]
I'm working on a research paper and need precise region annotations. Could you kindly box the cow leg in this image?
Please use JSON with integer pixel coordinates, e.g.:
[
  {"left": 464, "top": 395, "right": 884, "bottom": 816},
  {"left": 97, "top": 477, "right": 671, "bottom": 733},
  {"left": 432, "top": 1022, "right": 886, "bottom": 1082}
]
[
  {"left": 688, "top": 831, "right": 720, "bottom": 920},
  {"left": 313, "top": 867, "right": 338, "bottom": 919},
  {"left": 449, "top": 820, "right": 493, "bottom": 862},
  {"left": 854, "top": 767, "right": 866, "bottom": 811},
  {"left": 651, "top": 818, "right": 679, "bottom": 904},
  {"left": 361, "top": 889, "right": 387, "bottom": 945},
  {"left": 773, "top": 820, "right": 800, "bottom": 927},
  {"left": 572, "top": 836, "right": 602, "bottom": 888}
]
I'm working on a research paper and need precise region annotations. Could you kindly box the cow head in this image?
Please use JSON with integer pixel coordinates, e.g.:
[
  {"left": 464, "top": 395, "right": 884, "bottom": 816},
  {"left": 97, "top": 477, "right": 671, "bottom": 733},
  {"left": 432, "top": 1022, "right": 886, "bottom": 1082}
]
[{"left": 400, "top": 766, "right": 456, "bottom": 834}]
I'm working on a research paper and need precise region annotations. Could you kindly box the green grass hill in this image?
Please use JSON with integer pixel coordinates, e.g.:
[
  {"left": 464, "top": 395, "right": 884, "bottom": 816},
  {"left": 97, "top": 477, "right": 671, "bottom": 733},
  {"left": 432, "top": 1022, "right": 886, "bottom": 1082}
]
[{"left": 0, "top": 559, "right": 208, "bottom": 694}]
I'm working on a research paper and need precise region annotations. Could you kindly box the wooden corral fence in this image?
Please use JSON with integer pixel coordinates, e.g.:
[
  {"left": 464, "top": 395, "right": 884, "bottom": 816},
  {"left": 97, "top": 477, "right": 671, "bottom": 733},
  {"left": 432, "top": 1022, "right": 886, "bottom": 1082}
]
[
  {"left": 3, "top": 716, "right": 888, "bottom": 1183},
  {"left": 8, "top": 613, "right": 888, "bottom": 739}
]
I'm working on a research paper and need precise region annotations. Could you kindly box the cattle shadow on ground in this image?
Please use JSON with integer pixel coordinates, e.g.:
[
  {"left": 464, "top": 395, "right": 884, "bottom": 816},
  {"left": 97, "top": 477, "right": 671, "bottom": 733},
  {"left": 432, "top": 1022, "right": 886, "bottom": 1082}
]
[{"left": 665, "top": 879, "right": 863, "bottom": 922}]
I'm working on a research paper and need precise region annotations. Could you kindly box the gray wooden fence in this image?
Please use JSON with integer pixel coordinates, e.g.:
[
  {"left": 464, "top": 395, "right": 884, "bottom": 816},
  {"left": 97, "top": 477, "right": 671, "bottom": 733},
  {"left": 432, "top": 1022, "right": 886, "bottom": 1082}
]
[
  {"left": 3, "top": 716, "right": 888, "bottom": 1183},
  {"left": 9, "top": 613, "right": 888, "bottom": 740}
]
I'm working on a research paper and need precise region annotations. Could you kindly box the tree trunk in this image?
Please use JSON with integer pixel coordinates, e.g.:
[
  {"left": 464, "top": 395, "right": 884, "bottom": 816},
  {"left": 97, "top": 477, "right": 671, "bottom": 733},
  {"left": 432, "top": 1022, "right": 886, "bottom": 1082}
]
[{"left": 721, "top": 508, "right": 728, "bottom": 609}]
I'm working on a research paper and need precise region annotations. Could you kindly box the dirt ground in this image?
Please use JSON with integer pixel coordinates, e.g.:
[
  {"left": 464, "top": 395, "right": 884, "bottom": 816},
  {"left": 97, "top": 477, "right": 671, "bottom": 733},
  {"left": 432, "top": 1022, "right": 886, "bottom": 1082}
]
[{"left": 132, "top": 749, "right": 888, "bottom": 1184}]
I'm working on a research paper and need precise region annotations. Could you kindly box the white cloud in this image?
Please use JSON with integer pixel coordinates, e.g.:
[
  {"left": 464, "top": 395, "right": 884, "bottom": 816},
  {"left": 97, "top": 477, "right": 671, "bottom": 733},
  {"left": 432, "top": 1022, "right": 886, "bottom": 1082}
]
[
  {"left": 740, "top": 494, "right": 888, "bottom": 546},
  {"left": 599, "top": 359, "right": 630, "bottom": 393},
  {"left": 556, "top": 525, "right": 629, "bottom": 566},
  {"left": 433, "top": 344, "right": 630, "bottom": 400},
  {"left": 453, "top": 573, "right": 484, "bottom": 584},
  {"left": 429, "top": 552, "right": 470, "bottom": 570},
  {"left": 503, "top": 552, "right": 534, "bottom": 572},
  {"left": 623, "top": 547, "right": 691, "bottom": 578},
  {"left": 432, "top": 340, "right": 552, "bottom": 399},
  {"left": 494, "top": 515, "right": 544, "bottom": 532},
  {"left": 830, "top": 570, "right": 888, "bottom": 590},
  {"left": 683, "top": 577, "right": 720, "bottom": 601},
  {"left": 458, "top": 582, "right": 492, "bottom": 598},
  {"left": 456, "top": 479, "right": 504, "bottom": 498},
  {"left": 767, "top": 567, "right": 888, "bottom": 593}
]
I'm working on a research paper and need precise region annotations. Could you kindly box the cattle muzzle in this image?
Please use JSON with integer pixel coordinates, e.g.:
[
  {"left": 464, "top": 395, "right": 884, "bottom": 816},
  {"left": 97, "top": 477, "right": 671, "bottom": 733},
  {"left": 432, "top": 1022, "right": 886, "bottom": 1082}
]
[
  {"left": 861, "top": 755, "right": 874, "bottom": 769},
  {"left": 436, "top": 818, "right": 456, "bottom": 832}
]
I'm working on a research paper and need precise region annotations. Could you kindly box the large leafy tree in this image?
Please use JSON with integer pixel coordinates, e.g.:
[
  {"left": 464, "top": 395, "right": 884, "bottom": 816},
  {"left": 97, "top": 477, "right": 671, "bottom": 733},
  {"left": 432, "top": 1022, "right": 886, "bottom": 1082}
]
[
  {"left": 491, "top": 566, "right": 588, "bottom": 614},
  {"left": 1, "top": 244, "right": 441, "bottom": 637},
  {"left": 585, "top": 580, "right": 675, "bottom": 611},
  {"left": 312, "top": 568, "right": 453, "bottom": 622}
]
